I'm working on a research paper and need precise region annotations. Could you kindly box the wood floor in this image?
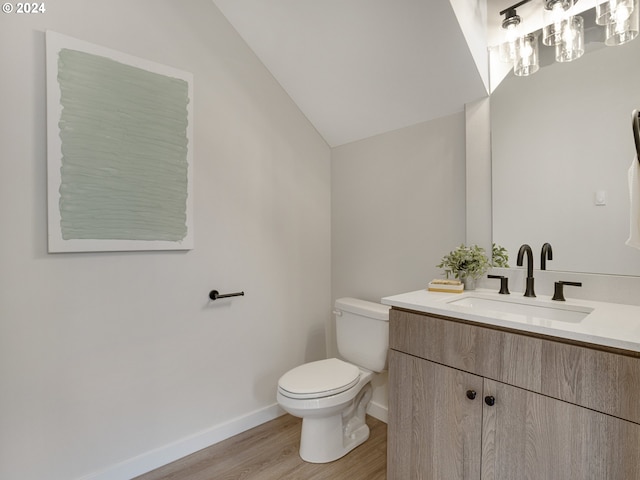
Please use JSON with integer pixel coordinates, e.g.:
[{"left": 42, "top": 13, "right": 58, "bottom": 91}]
[{"left": 134, "top": 414, "right": 387, "bottom": 480}]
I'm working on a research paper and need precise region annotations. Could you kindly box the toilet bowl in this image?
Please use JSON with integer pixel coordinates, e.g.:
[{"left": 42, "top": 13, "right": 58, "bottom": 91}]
[{"left": 276, "top": 298, "right": 389, "bottom": 463}]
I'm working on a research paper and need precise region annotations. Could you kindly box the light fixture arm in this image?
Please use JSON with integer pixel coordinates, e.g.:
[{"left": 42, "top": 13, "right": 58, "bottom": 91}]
[
  {"left": 543, "top": 0, "right": 578, "bottom": 11},
  {"left": 500, "top": 0, "right": 534, "bottom": 29},
  {"left": 499, "top": 0, "right": 533, "bottom": 18}
]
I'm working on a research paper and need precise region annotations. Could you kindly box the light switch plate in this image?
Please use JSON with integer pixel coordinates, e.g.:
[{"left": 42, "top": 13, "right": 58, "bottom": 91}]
[{"left": 595, "top": 190, "right": 607, "bottom": 206}]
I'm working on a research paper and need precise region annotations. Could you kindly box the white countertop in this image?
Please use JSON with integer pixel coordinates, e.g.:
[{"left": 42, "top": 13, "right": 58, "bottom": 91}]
[{"left": 382, "top": 288, "right": 640, "bottom": 353}]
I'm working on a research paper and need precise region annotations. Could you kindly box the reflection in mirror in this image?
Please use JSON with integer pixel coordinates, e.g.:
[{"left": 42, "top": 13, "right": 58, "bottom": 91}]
[{"left": 491, "top": 21, "right": 640, "bottom": 276}]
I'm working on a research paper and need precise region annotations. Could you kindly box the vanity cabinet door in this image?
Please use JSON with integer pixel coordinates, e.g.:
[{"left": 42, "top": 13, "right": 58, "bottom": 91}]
[
  {"left": 481, "top": 378, "right": 640, "bottom": 480},
  {"left": 388, "top": 350, "right": 483, "bottom": 480}
]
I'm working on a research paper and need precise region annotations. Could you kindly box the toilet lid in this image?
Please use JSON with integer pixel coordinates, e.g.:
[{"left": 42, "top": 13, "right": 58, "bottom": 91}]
[{"left": 278, "top": 358, "right": 360, "bottom": 399}]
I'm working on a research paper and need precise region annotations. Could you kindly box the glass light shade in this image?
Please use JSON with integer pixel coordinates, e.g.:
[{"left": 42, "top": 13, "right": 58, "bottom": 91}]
[
  {"left": 543, "top": 0, "right": 576, "bottom": 46},
  {"left": 605, "top": 0, "right": 639, "bottom": 45},
  {"left": 543, "top": 22, "right": 562, "bottom": 46},
  {"left": 499, "top": 40, "right": 519, "bottom": 63},
  {"left": 555, "top": 15, "right": 584, "bottom": 62},
  {"left": 513, "top": 34, "right": 539, "bottom": 76},
  {"left": 499, "top": 20, "right": 521, "bottom": 63},
  {"left": 596, "top": 0, "right": 635, "bottom": 25}
]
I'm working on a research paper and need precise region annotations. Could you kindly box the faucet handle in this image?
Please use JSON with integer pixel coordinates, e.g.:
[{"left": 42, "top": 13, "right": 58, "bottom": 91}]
[
  {"left": 551, "top": 281, "right": 582, "bottom": 301},
  {"left": 487, "top": 275, "right": 510, "bottom": 295}
]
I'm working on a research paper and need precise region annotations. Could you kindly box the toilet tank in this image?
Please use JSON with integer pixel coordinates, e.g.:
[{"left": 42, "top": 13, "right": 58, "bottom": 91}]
[{"left": 334, "top": 297, "right": 390, "bottom": 372}]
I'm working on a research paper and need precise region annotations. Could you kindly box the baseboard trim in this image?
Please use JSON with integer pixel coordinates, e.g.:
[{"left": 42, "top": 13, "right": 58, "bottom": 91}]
[
  {"left": 77, "top": 404, "right": 285, "bottom": 480},
  {"left": 366, "top": 400, "right": 388, "bottom": 423}
]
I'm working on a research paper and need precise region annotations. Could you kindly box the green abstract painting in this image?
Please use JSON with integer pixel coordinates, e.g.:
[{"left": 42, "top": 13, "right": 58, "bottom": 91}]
[{"left": 46, "top": 31, "right": 194, "bottom": 252}]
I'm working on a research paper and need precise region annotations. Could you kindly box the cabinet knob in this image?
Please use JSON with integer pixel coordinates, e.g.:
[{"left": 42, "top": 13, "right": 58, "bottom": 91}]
[
  {"left": 466, "top": 390, "right": 477, "bottom": 400},
  {"left": 484, "top": 395, "right": 496, "bottom": 406}
]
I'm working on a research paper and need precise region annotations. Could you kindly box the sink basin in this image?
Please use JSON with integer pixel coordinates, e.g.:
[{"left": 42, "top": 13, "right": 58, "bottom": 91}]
[{"left": 447, "top": 295, "right": 594, "bottom": 323}]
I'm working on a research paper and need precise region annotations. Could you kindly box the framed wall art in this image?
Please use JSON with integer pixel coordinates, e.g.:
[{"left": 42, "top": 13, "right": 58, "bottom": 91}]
[{"left": 46, "top": 31, "right": 194, "bottom": 252}]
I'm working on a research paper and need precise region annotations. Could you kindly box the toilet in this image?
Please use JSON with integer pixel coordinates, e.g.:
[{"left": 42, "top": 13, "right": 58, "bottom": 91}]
[{"left": 276, "top": 297, "right": 390, "bottom": 463}]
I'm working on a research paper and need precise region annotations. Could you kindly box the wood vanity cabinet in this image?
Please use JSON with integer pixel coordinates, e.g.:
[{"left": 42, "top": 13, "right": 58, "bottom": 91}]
[{"left": 387, "top": 308, "right": 640, "bottom": 480}]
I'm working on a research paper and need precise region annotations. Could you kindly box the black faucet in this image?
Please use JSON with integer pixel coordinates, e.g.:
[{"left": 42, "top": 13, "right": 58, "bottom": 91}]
[
  {"left": 541, "top": 243, "right": 553, "bottom": 270},
  {"left": 551, "top": 281, "right": 582, "bottom": 301},
  {"left": 516, "top": 244, "right": 536, "bottom": 297},
  {"left": 488, "top": 274, "right": 510, "bottom": 294}
]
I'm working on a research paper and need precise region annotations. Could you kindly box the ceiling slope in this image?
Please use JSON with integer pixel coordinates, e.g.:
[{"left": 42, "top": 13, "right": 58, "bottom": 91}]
[{"left": 212, "top": 0, "right": 488, "bottom": 147}]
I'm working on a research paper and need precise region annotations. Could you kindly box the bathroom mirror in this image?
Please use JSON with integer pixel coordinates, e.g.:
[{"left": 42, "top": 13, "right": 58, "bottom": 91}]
[{"left": 491, "top": 21, "right": 640, "bottom": 276}]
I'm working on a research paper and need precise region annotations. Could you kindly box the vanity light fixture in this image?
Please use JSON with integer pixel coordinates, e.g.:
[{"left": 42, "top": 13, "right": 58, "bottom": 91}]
[
  {"left": 541, "top": 0, "right": 585, "bottom": 62},
  {"left": 595, "top": 0, "right": 633, "bottom": 26},
  {"left": 601, "top": 0, "right": 639, "bottom": 45},
  {"left": 499, "top": 2, "right": 525, "bottom": 63},
  {"left": 555, "top": 14, "right": 585, "bottom": 61},
  {"left": 543, "top": 0, "right": 577, "bottom": 46},
  {"left": 498, "top": 0, "right": 638, "bottom": 77},
  {"left": 514, "top": 33, "right": 540, "bottom": 75},
  {"left": 499, "top": 0, "right": 541, "bottom": 76}
]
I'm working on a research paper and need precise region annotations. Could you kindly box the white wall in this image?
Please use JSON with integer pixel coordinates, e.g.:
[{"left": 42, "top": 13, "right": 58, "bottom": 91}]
[
  {"left": 331, "top": 112, "right": 468, "bottom": 413},
  {"left": 0, "top": 2, "right": 331, "bottom": 479},
  {"left": 465, "top": 97, "right": 492, "bottom": 252},
  {"left": 331, "top": 112, "right": 467, "bottom": 302},
  {"left": 449, "top": 0, "right": 489, "bottom": 93}
]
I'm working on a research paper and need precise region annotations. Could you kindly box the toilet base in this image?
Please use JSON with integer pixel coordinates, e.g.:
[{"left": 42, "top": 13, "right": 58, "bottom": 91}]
[{"left": 298, "top": 383, "right": 373, "bottom": 463}]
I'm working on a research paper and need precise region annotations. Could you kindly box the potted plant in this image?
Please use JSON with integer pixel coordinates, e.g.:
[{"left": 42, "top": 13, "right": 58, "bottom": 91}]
[
  {"left": 491, "top": 243, "right": 510, "bottom": 269},
  {"left": 436, "top": 244, "right": 491, "bottom": 290}
]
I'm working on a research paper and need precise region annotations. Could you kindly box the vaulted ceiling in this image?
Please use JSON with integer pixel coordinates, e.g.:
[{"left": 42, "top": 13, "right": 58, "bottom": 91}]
[{"left": 211, "top": 0, "right": 490, "bottom": 147}]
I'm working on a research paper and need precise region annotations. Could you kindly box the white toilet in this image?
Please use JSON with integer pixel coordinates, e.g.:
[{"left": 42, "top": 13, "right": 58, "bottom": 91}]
[{"left": 276, "top": 297, "right": 390, "bottom": 463}]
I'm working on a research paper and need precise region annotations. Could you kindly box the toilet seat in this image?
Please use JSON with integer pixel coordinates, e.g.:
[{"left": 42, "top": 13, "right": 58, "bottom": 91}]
[{"left": 278, "top": 358, "right": 360, "bottom": 400}]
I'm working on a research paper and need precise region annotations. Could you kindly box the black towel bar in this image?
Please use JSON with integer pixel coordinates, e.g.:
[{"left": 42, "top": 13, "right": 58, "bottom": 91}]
[{"left": 209, "top": 290, "right": 245, "bottom": 300}]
